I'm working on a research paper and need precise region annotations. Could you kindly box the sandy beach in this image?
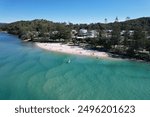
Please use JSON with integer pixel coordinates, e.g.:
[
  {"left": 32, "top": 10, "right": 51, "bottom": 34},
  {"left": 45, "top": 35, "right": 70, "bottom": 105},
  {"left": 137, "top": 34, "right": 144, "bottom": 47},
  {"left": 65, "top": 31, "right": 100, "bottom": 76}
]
[{"left": 35, "top": 43, "right": 110, "bottom": 58}]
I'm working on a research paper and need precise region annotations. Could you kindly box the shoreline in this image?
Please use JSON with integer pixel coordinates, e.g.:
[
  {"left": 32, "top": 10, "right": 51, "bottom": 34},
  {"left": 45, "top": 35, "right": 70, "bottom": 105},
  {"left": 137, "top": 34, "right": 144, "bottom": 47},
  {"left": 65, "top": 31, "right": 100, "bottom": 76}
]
[
  {"left": 35, "top": 42, "right": 150, "bottom": 63},
  {"left": 35, "top": 42, "right": 111, "bottom": 59}
]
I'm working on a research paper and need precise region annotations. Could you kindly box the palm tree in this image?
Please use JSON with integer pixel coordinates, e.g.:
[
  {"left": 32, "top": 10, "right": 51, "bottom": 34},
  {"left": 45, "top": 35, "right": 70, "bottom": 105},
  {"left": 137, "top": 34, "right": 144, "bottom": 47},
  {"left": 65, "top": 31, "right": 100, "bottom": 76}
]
[
  {"left": 126, "top": 17, "right": 130, "bottom": 21},
  {"left": 115, "top": 17, "right": 119, "bottom": 22},
  {"left": 105, "top": 18, "right": 108, "bottom": 24}
]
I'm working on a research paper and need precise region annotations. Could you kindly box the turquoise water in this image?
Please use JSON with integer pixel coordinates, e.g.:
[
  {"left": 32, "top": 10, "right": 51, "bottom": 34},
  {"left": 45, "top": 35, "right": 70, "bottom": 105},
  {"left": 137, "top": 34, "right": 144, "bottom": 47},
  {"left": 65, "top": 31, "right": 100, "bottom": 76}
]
[{"left": 0, "top": 32, "right": 150, "bottom": 100}]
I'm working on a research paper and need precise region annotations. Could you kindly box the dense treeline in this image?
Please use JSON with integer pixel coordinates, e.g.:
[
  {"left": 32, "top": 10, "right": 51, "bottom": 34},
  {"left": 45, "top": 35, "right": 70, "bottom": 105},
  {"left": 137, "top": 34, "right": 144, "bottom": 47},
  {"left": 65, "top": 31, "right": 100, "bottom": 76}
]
[
  {"left": 103, "top": 17, "right": 150, "bottom": 30},
  {"left": 0, "top": 17, "right": 150, "bottom": 61},
  {"left": 0, "top": 19, "right": 71, "bottom": 42}
]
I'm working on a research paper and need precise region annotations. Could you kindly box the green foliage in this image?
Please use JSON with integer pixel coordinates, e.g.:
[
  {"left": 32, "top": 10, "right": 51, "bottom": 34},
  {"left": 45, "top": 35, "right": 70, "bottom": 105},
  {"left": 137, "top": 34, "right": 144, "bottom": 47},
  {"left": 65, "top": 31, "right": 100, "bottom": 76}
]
[
  {"left": 2, "top": 19, "right": 71, "bottom": 42},
  {"left": 111, "top": 22, "right": 121, "bottom": 45},
  {"left": 101, "top": 38, "right": 112, "bottom": 50},
  {"left": 132, "top": 28, "right": 146, "bottom": 50},
  {"left": 2, "top": 17, "right": 150, "bottom": 61},
  {"left": 56, "top": 24, "right": 71, "bottom": 42}
]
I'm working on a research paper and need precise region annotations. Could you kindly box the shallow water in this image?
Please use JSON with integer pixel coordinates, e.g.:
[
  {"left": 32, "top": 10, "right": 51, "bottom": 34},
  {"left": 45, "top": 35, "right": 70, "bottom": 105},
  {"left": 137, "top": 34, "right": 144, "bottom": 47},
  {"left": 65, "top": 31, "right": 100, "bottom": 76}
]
[{"left": 0, "top": 32, "right": 150, "bottom": 100}]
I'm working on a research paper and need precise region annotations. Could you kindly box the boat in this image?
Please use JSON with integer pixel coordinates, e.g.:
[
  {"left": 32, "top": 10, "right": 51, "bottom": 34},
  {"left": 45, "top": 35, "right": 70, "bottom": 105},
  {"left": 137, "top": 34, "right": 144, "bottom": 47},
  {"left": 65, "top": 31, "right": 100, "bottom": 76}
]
[{"left": 67, "top": 59, "right": 71, "bottom": 63}]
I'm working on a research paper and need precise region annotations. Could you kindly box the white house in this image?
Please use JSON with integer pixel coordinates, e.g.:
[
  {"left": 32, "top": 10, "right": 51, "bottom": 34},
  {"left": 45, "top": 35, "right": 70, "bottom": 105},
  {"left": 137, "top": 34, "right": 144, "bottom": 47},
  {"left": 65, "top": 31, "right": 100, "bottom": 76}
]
[
  {"left": 78, "top": 29, "right": 88, "bottom": 36},
  {"left": 77, "top": 29, "right": 98, "bottom": 39},
  {"left": 87, "top": 30, "right": 98, "bottom": 38}
]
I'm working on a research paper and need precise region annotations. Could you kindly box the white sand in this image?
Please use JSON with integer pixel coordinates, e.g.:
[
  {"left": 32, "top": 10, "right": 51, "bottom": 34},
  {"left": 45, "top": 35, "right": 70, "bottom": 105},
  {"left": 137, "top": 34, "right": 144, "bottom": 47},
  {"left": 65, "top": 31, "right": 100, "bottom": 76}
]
[{"left": 35, "top": 43, "right": 110, "bottom": 58}]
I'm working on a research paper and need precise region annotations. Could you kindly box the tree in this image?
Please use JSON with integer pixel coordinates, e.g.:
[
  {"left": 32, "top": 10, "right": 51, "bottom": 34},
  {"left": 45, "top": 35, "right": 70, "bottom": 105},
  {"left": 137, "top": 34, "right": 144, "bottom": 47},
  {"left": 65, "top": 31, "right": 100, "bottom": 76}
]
[
  {"left": 123, "top": 17, "right": 131, "bottom": 46},
  {"left": 115, "top": 17, "right": 119, "bottom": 22},
  {"left": 111, "top": 22, "right": 121, "bottom": 46},
  {"left": 105, "top": 18, "right": 108, "bottom": 24},
  {"left": 55, "top": 24, "right": 71, "bottom": 42},
  {"left": 146, "top": 40, "right": 150, "bottom": 52},
  {"left": 126, "top": 17, "right": 130, "bottom": 21},
  {"left": 132, "top": 27, "right": 146, "bottom": 51}
]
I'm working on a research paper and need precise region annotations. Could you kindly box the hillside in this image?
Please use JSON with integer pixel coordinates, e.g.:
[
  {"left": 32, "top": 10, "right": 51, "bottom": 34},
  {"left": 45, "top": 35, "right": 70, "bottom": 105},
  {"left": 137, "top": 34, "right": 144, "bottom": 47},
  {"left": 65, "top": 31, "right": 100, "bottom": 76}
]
[
  {"left": 1, "top": 17, "right": 150, "bottom": 61},
  {"left": 0, "top": 23, "right": 7, "bottom": 27}
]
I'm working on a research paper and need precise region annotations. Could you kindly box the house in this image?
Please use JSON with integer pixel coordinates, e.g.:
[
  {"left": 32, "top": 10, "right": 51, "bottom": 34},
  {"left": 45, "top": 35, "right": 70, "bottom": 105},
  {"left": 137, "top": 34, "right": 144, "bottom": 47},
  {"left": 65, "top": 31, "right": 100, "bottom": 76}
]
[
  {"left": 87, "top": 30, "right": 98, "bottom": 38},
  {"left": 129, "top": 30, "right": 134, "bottom": 36},
  {"left": 102, "top": 30, "right": 112, "bottom": 38},
  {"left": 52, "top": 31, "right": 59, "bottom": 35},
  {"left": 147, "top": 36, "right": 150, "bottom": 39},
  {"left": 120, "top": 30, "right": 126, "bottom": 36},
  {"left": 78, "top": 29, "right": 88, "bottom": 37},
  {"left": 77, "top": 29, "right": 98, "bottom": 39}
]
